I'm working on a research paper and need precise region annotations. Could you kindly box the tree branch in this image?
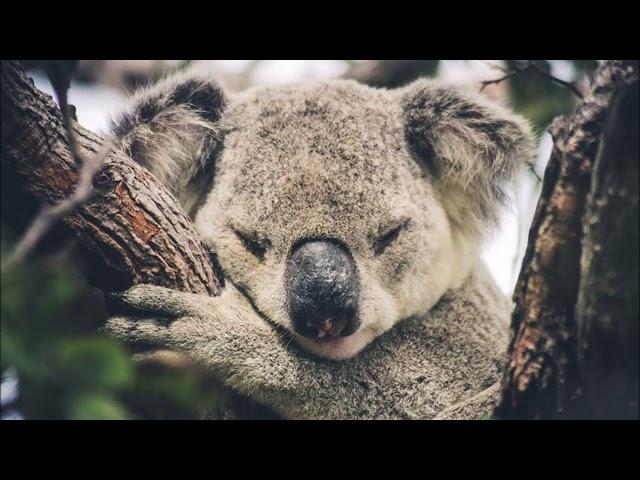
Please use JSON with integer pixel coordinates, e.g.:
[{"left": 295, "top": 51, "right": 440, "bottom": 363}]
[
  {"left": 2, "top": 61, "right": 114, "bottom": 271},
  {"left": 1, "top": 60, "right": 221, "bottom": 296}
]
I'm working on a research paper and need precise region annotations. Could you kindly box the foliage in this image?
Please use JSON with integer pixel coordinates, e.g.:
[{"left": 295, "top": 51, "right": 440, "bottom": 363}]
[
  {"left": 1, "top": 225, "right": 224, "bottom": 419},
  {"left": 506, "top": 60, "right": 599, "bottom": 134}
]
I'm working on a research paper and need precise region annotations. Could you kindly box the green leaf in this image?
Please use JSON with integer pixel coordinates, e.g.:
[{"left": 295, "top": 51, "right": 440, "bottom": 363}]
[
  {"left": 55, "top": 337, "right": 134, "bottom": 390},
  {"left": 67, "top": 392, "right": 128, "bottom": 420}
]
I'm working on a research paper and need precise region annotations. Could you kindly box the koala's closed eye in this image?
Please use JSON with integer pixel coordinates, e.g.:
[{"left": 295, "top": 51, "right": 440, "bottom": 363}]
[
  {"left": 373, "top": 220, "right": 408, "bottom": 256},
  {"left": 232, "top": 228, "right": 271, "bottom": 260}
]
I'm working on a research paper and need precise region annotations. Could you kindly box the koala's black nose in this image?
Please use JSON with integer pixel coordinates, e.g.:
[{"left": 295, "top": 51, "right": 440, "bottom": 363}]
[{"left": 286, "top": 239, "right": 360, "bottom": 339}]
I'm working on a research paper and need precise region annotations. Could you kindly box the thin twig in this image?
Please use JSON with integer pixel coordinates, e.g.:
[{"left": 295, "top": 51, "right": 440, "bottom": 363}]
[
  {"left": 528, "top": 163, "right": 543, "bottom": 183},
  {"left": 480, "top": 61, "right": 584, "bottom": 99},
  {"left": 2, "top": 63, "right": 112, "bottom": 271}
]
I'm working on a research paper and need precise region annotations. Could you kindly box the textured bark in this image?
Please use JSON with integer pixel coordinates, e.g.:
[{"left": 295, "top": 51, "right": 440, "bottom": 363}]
[
  {"left": 575, "top": 80, "right": 639, "bottom": 419},
  {"left": 1, "top": 60, "right": 221, "bottom": 296},
  {"left": 497, "top": 60, "right": 639, "bottom": 419}
]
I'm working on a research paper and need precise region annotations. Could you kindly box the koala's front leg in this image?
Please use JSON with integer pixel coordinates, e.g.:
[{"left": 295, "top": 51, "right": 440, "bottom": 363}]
[{"left": 105, "top": 284, "right": 362, "bottom": 419}]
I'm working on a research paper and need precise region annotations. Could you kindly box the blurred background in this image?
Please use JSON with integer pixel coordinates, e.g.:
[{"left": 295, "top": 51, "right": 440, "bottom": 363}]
[{"left": 1, "top": 60, "right": 599, "bottom": 419}]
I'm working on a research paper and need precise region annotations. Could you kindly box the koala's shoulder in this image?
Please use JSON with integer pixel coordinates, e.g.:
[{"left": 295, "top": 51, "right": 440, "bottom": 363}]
[
  {"left": 427, "top": 261, "right": 512, "bottom": 338},
  {"left": 426, "top": 262, "right": 511, "bottom": 381}
]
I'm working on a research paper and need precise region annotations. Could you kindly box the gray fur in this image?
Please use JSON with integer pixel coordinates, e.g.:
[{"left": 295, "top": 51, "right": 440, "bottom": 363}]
[{"left": 106, "top": 70, "right": 534, "bottom": 419}]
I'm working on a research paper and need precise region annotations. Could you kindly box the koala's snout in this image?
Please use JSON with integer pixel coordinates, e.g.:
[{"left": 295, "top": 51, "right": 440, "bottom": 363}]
[{"left": 286, "top": 239, "right": 360, "bottom": 339}]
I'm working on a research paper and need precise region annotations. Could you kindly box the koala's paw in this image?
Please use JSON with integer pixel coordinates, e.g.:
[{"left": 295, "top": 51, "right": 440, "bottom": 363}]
[{"left": 103, "top": 284, "right": 214, "bottom": 349}]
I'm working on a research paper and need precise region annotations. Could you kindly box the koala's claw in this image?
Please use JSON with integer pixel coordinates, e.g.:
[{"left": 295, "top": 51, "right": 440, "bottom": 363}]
[{"left": 103, "top": 315, "right": 171, "bottom": 348}]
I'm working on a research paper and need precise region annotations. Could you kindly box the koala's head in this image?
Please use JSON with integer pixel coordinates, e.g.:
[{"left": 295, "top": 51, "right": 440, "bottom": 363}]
[{"left": 118, "top": 75, "right": 533, "bottom": 360}]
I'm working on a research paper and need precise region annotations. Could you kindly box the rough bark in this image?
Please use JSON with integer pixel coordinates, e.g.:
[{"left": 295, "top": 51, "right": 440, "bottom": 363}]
[
  {"left": 497, "top": 60, "right": 639, "bottom": 419},
  {"left": 1, "top": 60, "right": 221, "bottom": 296},
  {"left": 575, "top": 79, "right": 639, "bottom": 419}
]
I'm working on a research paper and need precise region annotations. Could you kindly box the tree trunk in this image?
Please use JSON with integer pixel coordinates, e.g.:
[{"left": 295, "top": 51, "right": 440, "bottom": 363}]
[
  {"left": 575, "top": 79, "right": 639, "bottom": 419},
  {"left": 497, "top": 60, "right": 639, "bottom": 419}
]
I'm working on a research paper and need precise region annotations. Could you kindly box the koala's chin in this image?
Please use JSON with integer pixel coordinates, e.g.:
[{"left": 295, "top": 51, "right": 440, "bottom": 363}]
[{"left": 292, "top": 328, "right": 376, "bottom": 360}]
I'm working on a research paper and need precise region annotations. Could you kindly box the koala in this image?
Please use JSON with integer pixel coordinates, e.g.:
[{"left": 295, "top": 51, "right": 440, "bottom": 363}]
[{"left": 105, "top": 68, "right": 534, "bottom": 419}]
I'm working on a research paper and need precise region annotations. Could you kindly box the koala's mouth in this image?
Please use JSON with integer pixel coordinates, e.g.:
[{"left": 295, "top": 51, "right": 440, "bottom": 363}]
[
  {"left": 302, "top": 316, "right": 351, "bottom": 339},
  {"left": 293, "top": 326, "right": 373, "bottom": 360}
]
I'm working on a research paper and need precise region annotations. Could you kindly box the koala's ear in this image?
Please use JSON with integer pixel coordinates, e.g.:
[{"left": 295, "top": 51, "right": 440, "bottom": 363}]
[
  {"left": 398, "top": 79, "right": 535, "bottom": 240},
  {"left": 110, "top": 70, "right": 228, "bottom": 217}
]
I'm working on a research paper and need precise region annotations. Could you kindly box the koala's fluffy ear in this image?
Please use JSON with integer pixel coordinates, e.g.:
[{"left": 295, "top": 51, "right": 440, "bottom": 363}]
[
  {"left": 399, "top": 79, "right": 535, "bottom": 240},
  {"left": 110, "top": 70, "right": 228, "bottom": 217}
]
